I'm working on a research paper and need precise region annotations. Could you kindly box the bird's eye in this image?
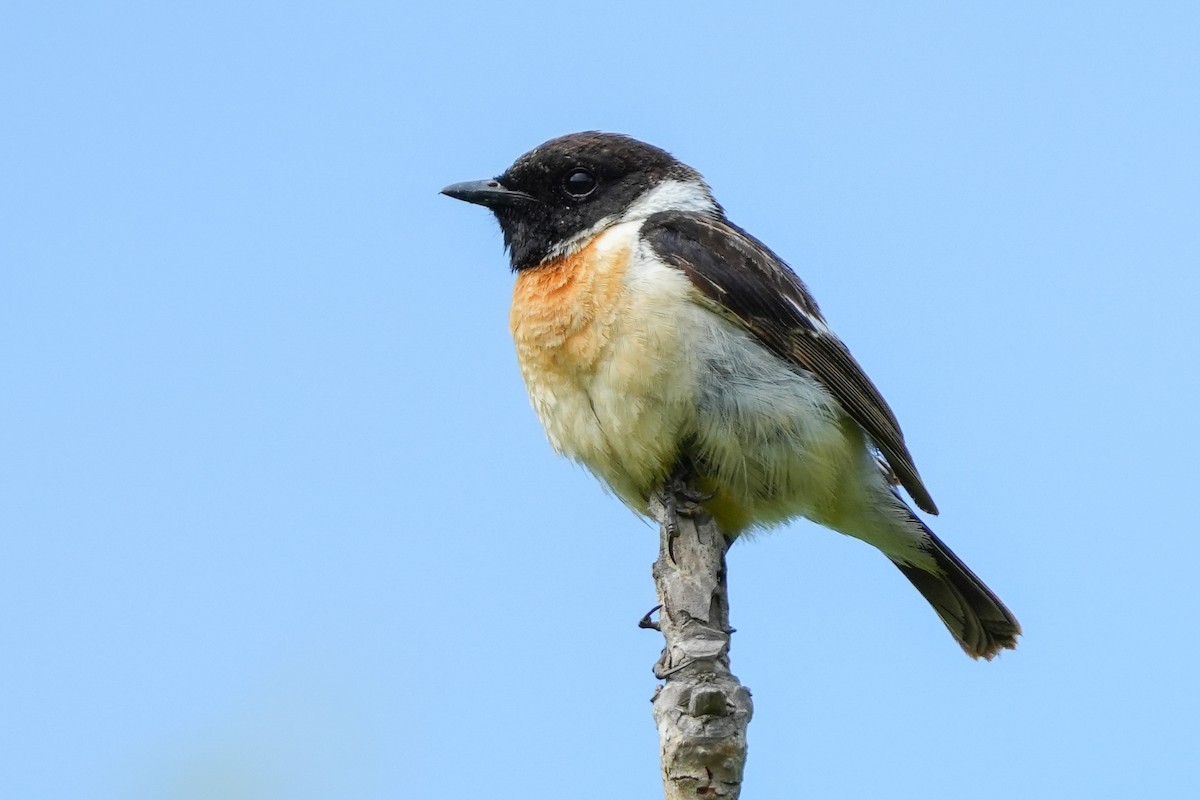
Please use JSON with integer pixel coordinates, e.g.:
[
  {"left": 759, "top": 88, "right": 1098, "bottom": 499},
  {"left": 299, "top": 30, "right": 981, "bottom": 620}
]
[{"left": 562, "top": 168, "right": 597, "bottom": 199}]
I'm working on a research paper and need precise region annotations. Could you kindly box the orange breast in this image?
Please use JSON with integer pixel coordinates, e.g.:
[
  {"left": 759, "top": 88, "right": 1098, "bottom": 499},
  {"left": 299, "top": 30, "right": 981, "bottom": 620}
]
[
  {"left": 510, "top": 231, "right": 633, "bottom": 379},
  {"left": 507, "top": 223, "right": 685, "bottom": 507}
]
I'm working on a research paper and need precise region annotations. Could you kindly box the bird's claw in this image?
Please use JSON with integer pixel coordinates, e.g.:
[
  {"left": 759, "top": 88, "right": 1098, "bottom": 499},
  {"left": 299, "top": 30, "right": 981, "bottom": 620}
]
[{"left": 638, "top": 604, "right": 662, "bottom": 631}]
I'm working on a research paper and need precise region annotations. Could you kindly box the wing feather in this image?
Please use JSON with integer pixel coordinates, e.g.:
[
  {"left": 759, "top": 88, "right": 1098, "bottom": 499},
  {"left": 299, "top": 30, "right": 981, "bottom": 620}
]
[{"left": 643, "top": 211, "right": 939, "bottom": 515}]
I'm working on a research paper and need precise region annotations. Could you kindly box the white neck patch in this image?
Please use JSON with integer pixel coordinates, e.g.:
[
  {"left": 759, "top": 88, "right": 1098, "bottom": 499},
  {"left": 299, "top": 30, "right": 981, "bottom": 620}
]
[{"left": 621, "top": 178, "right": 719, "bottom": 222}]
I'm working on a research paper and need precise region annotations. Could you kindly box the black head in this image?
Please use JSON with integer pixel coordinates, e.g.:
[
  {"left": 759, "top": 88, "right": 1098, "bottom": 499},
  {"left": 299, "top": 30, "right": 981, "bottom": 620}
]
[{"left": 441, "top": 132, "right": 720, "bottom": 270}]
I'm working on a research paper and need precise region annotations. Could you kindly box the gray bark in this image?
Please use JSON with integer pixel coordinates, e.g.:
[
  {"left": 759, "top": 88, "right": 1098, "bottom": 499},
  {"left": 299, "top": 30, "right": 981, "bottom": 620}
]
[{"left": 644, "top": 489, "right": 753, "bottom": 799}]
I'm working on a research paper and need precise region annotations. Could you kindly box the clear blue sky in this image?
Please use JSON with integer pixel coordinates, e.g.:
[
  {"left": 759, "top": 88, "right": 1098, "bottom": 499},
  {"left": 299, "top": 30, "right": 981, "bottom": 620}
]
[{"left": 3, "top": 3, "right": 1197, "bottom": 798}]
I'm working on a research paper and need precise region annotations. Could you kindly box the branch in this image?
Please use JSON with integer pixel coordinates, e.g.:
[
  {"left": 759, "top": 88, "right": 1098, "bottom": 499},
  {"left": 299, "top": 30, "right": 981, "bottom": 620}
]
[{"left": 645, "top": 487, "right": 753, "bottom": 799}]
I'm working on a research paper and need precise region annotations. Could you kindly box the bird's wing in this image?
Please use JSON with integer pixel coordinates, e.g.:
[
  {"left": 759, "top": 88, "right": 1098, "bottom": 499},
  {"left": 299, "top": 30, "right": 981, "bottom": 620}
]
[{"left": 641, "top": 211, "right": 938, "bottom": 515}]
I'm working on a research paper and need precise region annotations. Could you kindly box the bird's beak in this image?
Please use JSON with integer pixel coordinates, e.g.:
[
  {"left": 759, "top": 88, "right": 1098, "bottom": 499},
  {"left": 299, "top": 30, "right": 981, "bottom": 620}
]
[{"left": 440, "top": 179, "right": 538, "bottom": 208}]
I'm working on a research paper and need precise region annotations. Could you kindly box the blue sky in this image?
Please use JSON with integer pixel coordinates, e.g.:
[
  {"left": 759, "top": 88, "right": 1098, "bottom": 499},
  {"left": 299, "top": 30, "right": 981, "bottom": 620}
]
[{"left": 3, "top": 2, "right": 1197, "bottom": 798}]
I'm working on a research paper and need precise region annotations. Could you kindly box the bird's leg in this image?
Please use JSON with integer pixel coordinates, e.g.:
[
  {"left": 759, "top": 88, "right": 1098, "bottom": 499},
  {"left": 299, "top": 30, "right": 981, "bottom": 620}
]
[
  {"left": 656, "top": 460, "right": 715, "bottom": 550},
  {"left": 663, "top": 461, "right": 712, "bottom": 519}
]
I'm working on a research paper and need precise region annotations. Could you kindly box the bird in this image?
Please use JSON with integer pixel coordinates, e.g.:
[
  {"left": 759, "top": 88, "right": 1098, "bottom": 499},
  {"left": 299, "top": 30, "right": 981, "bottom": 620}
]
[{"left": 441, "top": 132, "right": 1020, "bottom": 659}]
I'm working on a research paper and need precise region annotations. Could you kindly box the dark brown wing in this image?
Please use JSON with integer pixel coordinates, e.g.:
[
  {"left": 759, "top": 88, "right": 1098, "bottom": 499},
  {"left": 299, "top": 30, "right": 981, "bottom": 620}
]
[{"left": 643, "top": 211, "right": 939, "bottom": 515}]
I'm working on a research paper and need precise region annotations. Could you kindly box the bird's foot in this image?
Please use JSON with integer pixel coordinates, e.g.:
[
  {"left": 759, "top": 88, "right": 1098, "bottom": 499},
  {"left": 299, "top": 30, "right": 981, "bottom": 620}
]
[
  {"left": 657, "top": 472, "right": 712, "bottom": 541},
  {"left": 664, "top": 471, "right": 712, "bottom": 516}
]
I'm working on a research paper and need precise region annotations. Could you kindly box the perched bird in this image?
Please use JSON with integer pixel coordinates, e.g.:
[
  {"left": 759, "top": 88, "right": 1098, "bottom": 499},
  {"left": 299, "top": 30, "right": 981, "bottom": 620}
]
[{"left": 442, "top": 132, "right": 1019, "bottom": 659}]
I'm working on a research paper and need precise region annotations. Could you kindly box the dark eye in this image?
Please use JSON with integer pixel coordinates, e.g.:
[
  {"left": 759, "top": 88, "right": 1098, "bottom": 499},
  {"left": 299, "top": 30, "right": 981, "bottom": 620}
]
[{"left": 562, "top": 168, "right": 597, "bottom": 199}]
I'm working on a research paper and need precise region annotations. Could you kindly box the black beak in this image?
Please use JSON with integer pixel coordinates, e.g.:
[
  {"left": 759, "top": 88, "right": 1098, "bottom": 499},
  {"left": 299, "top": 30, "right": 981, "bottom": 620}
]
[{"left": 440, "top": 179, "right": 537, "bottom": 208}]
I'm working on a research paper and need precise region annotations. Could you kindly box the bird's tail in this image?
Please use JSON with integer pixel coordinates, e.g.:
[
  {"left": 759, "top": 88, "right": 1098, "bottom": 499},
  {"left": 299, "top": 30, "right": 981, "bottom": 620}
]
[{"left": 892, "top": 523, "right": 1021, "bottom": 660}]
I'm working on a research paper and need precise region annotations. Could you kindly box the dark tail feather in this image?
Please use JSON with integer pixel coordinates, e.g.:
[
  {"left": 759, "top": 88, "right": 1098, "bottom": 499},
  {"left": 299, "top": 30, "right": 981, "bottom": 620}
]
[{"left": 892, "top": 527, "right": 1021, "bottom": 660}]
